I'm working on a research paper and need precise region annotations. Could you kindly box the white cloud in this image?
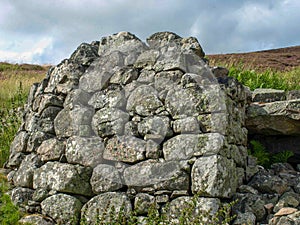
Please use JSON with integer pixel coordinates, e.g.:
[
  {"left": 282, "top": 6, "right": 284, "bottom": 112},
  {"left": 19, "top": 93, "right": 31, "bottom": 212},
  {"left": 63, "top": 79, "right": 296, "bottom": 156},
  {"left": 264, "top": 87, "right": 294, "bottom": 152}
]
[
  {"left": 0, "top": 0, "right": 299, "bottom": 64},
  {"left": 0, "top": 37, "right": 53, "bottom": 64}
]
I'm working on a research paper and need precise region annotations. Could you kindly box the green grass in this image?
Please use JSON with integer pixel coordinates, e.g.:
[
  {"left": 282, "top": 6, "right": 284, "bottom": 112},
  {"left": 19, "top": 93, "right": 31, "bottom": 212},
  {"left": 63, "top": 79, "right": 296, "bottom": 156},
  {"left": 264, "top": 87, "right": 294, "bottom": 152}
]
[
  {"left": 0, "top": 174, "right": 21, "bottom": 224},
  {"left": 248, "top": 140, "right": 294, "bottom": 168},
  {"left": 0, "top": 66, "right": 46, "bottom": 167},
  {"left": 228, "top": 66, "right": 300, "bottom": 91},
  {"left": 0, "top": 64, "right": 45, "bottom": 224},
  {"left": 0, "top": 62, "right": 45, "bottom": 72}
]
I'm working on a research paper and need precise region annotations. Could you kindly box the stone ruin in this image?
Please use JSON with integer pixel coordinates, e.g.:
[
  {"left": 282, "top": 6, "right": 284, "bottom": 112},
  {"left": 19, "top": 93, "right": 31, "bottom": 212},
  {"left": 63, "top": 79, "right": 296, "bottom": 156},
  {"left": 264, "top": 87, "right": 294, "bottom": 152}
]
[{"left": 4, "top": 32, "right": 300, "bottom": 224}]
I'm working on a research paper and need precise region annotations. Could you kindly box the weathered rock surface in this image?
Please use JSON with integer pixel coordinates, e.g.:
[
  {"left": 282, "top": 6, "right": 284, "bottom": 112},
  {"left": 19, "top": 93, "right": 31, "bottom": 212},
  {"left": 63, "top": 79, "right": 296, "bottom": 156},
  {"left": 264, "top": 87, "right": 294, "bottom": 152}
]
[
  {"left": 165, "top": 196, "right": 220, "bottom": 224},
  {"left": 13, "top": 154, "right": 42, "bottom": 188},
  {"left": 81, "top": 192, "right": 132, "bottom": 225},
  {"left": 123, "top": 159, "right": 190, "bottom": 191},
  {"left": 163, "top": 133, "right": 225, "bottom": 161},
  {"left": 232, "top": 163, "right": 300, "bottom": 225},
  {"left": 19, "top": 214, "right": 55, "bottom": 225},
  {"left": 10, "top": 187, "right": 34, "bottom": 207},
  {"left": 252, "top": 88, "right": 286, "bottom": 103},
  {"left": 41, "top": 194, "right": 82, "bottom": 224},
  {"left": 66, "top": 136, "right": 104, "bottom": 167},
  {"left": 192, "top": 155, "right": 237, "bottom": 198},
  {"left": 90, "top": 164, "right": 123, "bottom": 194},
  {"left": 33, "top": 162, "right": 92, "bottom": 196},
  {"left": 104, "top": 135, "right": 146, "bottom": 163},
  {"left": 37, "top": 138, "right": 65, "bottom": 162}
]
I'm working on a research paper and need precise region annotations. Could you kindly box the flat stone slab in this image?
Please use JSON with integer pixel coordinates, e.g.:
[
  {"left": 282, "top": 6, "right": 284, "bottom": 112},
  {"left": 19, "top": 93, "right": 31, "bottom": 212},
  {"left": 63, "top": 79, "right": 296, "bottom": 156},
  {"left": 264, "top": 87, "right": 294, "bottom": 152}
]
[
  {"left": 123, "top": 159, "right": 189, "bottom": 191},
  {"left": 246, "top": 99, "right": 300, "bottom": 135},
  {"left": 252, "top": 88, "right": 286, "bottom": 103}
]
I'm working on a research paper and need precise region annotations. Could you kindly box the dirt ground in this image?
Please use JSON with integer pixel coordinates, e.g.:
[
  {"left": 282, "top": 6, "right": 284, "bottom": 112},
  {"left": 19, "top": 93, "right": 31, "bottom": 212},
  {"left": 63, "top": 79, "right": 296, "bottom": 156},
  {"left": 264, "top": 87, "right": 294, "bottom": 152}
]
[{"left": 207, "top": 45, "right": 300, "bottom": 72}]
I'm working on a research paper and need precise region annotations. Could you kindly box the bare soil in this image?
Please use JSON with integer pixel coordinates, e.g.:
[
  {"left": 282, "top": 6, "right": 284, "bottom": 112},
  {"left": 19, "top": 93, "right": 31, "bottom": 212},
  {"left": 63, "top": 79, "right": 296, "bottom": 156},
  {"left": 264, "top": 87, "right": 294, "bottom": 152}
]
[{"left": 207, "top": 45, "right": 300, "bottom": 72}]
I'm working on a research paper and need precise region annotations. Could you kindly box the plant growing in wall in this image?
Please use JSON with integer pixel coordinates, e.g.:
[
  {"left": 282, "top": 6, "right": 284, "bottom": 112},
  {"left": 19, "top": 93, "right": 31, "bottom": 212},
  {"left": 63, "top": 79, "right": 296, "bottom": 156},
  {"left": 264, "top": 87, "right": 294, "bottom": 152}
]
[{"left": 248, "top": 140, "right": 294, "bottom": 168}]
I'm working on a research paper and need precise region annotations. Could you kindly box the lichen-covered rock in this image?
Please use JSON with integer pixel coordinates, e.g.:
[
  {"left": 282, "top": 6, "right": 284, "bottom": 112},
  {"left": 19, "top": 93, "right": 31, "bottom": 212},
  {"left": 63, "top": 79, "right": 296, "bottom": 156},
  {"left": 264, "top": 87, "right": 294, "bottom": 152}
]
[
  {"left": 163, "top": 133, "right": 225, "bottom": 161},
  {"left": 92, "top": 107, "right": 129, "bottom": 137},
  {"left": 41, "top": 194, "right": 82, "bottom": 225},
  {"left": 66, "top": 136, "right": 104, "bottom": 167},
  {"left": 146, "top": 32, "right": 204, "bottom": 57},
  {"left": 90, "top": 164, "right": 123, "bottom": 194},
  {"left": 69, "top": 42, "right": 99, "bottom": 66},
  {"left": 37, "top": 138, "right": 65, "bottom": 162},
  {"left": 124, "top": 159, "right": 189, "bottom": 191},
  {"left": 44, "top": 60, "right": 86, "bottom": 94},
  {"left": 134, "top": 193, "right": 156, "bottom": 215},
  {"left": 98, "top": 31, "right": 147, "bottom": 59},
  {"left": 32, "top": 94, "right": 63, "bottom": 114},
  {"left": 26, "top": 131, "right": 53, "bottom": 153},
  {"left": 165, "top": 196, "right": 220, "bottom": 224},
  {"left": 19, "top": 214, "right": 55, "bottom": 225},
  {"left": 126, "top": 85, "right": 164, "bottom": 116},
  {"left": 233, "top": 212, "right": 256, "bottom": 225},
  {"left": 88, "top": 86, "right": 126, "bottom": 109},
  {"left": 79, "top": 51, "right": 125, "bottom": 92},
  {"left": 252, "top": 88, "right": 286, "bottom": 103},
  {"left": 54, "top": 105, "right": 95, "bottom": 138},
  {"left": 32, "top": 188, "right": 49, "bottom": 202},
  {"left": 172, "top": 116, "right": 201, "bottom": 134},
  {"left": 192, "top": 155, "right": 237, "bottom": 198},
  {"left": 10, "top": 131, "right": 29, "bottom": 153},
  {"left": 10, "top": 187, "right": 34, "bottom": 207},
  {"left": 33, "top": 162, "right": 92, "bottom": 196},
  {"left": 248, "top": 170, "right": 288, "bottom": 195},
  {"left": 104, "top": 135, "right": 146, "bottom": 163},
  {"left": 13, "top": 154, "right": 42, "bottom": 188},
  {"left": 138, "top": 116, "right": 173, "bottom": 139},
  {"left": 81, "top": 192, "right": 132, "bottom": 225},
  {"left": 64, "top": 89, "right": 92, "bottom": 109},
  {"left": 6, "top": 151, "right": 25, "bottom": 168}
]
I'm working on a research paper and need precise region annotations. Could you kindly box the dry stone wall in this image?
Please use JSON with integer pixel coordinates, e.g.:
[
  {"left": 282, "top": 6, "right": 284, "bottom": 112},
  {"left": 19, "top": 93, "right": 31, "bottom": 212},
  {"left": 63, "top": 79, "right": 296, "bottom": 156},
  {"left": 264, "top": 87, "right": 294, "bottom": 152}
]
[{"left": 6, "top": 31, "right": 252, "bottom": 224}]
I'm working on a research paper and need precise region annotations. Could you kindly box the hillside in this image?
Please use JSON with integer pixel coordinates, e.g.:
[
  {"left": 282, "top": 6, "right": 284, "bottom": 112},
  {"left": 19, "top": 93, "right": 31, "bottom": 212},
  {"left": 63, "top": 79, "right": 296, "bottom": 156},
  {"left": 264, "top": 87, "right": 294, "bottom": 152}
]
[
  {"left": 1, "top": 45, "right": 299, "bottom": 77},
  {"left": 207, "top": 45, "right": 300, "bottom": 72}
]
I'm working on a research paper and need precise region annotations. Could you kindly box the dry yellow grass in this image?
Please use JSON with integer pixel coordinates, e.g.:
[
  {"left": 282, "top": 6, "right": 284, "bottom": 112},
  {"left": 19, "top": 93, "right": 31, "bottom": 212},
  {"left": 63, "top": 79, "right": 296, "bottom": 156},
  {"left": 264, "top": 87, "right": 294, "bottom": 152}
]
[{"left": 0, "top": 69, "right": 46, "bottom": 108}]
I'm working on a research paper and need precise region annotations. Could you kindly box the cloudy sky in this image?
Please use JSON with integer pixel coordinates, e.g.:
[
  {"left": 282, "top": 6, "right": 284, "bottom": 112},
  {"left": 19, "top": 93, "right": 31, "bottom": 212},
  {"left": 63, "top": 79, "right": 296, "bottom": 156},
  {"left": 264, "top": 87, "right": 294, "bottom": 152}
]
[{"left": 0, "top": 0, "right": 299, "bottom": 65}]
